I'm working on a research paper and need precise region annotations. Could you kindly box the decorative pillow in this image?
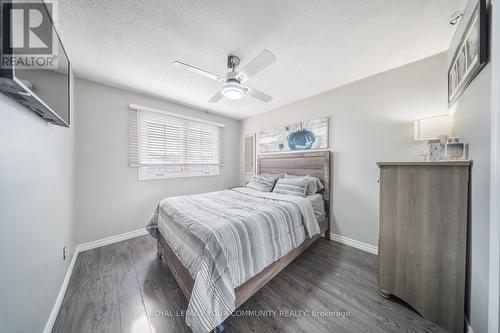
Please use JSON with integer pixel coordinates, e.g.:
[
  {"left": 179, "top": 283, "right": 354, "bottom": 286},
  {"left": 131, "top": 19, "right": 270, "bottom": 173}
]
[
  {"left": 246, "top": 175, "right": 278, "bottom": 192},
  {"left": 272, "top": 177, "right": 309, "bottom": 197},
  {"left": 261, "top": 173, "right": 285, "bottom": 179},
  {"left": 285, "top": 174, "right": 324, "bottom": 195}
]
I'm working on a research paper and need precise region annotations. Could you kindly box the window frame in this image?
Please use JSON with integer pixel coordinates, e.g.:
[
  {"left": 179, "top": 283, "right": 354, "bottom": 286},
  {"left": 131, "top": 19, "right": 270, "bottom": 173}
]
[{"left": 129, "top": 104, "right": 225, "bottom": 180}]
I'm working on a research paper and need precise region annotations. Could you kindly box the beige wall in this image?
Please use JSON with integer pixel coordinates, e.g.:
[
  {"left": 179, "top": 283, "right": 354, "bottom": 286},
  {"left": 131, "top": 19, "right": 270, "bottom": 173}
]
[{"left": 241, "top": 53, "right": 449, "bottom": 248}]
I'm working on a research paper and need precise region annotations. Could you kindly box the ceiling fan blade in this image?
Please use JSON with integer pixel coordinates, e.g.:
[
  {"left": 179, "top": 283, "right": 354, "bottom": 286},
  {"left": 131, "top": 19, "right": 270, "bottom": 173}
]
[
  {"left": 236, "top": 49, "right": 276, "bottom": 82},
  {"left": 245, "top": 86, "right": 273, "bottom": 103},
  {"left": 173, "top": 61, "right": 225, "bottom": 82},
  {"left": 208, "top": 91, "right": 224, "bottom": 103}
]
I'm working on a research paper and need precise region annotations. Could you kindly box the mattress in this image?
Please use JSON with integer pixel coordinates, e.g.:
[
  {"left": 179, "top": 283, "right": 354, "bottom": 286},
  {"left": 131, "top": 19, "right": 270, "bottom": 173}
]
[{"left": 307, "top": 193, "right": 326, "bottom": 221}]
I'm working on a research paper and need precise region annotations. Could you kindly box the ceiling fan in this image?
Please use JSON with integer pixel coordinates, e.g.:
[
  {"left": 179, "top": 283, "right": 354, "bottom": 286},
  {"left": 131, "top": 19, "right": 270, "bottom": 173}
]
[{"left": 173, "top": 49, "right": 276, "bottom": 103}]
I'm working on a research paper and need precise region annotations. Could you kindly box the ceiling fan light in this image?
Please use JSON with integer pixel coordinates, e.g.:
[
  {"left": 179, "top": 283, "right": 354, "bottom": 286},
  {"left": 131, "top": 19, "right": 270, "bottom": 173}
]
[
  {"left": 221, "top": 80, "right": 245, "bottom": 99},
  {"left": 223, "top": 89, "right": 244, "bottom": 99}
]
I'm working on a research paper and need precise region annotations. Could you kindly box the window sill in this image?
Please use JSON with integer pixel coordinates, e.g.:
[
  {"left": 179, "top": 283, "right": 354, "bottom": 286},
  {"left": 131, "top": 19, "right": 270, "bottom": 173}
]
[{"left": 137, "top": 170, "right": 220, "bottom": 181}]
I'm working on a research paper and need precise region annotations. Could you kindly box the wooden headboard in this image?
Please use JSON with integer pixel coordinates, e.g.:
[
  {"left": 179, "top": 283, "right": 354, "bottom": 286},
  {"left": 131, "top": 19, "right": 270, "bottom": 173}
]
[{"left": 257, "top": 150, "right": 331, "bottom": 203}]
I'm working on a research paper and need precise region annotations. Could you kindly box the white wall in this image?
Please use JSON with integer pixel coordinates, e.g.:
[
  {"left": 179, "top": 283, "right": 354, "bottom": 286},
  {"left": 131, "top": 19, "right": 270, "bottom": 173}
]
[
  {"left": 74, "top": 78, "right": 240, "bottom": 244},
  {"left": 449, "top": 2, "right": 493, "bottom": 331},
  {"left": 241, "top": 49, "right": 494, "bottom": 331},
  {"left": 0, "top": 75, "right": 76, "bottom": 332},
  {"left": 489, "top": 1, "right": 500, "bottom": 331},
  {"left": 241, "top": 53, "right": 449, "bottom": 247},
  {"left": 452, "top": 64, "right": 491, "bottom": 333}
]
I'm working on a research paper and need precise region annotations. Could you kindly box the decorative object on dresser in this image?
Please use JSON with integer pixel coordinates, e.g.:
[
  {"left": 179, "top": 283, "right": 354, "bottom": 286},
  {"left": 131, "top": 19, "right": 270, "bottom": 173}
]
[
  {"left": 259, "top": 117, "right": 329, "bottom": 153},
  {"left": 377, "top": 161, "right": 471, "bottom": 332},
  {"left": 447, "top": 0, "right": 487, "bottom": 107},
  {"left": 414, "top": 115, "right": 455, "bottom": 161},
  {"left": 444, "top": 138, "right": 469, "bottom": 160}
]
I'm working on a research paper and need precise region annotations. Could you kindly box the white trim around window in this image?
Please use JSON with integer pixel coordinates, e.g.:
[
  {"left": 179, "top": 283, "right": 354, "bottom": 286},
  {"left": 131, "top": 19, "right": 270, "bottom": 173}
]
[
  {"left": 129, "top": 104, "right": 226, "bottom": 128},
  {"left": 128, "top": 104, "right": 225, "bottom": 180}
]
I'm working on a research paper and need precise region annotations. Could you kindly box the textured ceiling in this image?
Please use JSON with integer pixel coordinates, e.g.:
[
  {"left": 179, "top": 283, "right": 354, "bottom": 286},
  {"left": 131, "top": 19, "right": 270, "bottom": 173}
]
[{"left": 57, "top": 0, "right": 466, "bottom": 119}]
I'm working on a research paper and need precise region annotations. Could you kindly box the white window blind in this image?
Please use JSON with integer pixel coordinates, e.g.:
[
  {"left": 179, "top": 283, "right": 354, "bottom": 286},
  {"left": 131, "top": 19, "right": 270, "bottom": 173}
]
[{"left": 129, "top": 105, "right": 224, "bottom": 179}]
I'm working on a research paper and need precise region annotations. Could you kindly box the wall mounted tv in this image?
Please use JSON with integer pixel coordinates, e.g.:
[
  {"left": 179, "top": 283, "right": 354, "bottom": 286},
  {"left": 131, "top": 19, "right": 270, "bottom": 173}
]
[{"left": 0, "top": 0, "right": 70, "bottom": 127}]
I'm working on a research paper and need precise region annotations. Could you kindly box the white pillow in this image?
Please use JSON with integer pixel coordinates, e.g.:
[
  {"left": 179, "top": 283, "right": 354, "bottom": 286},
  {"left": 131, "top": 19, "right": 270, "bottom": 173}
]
[{"left": 285, "top": 174, "right": 324, "bottom": 195}]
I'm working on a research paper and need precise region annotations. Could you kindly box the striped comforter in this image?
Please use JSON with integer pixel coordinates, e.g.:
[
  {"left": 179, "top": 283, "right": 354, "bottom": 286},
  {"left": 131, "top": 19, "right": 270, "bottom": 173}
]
[{"left": 146, "top": 187, "right": 320, "bottom": 333}]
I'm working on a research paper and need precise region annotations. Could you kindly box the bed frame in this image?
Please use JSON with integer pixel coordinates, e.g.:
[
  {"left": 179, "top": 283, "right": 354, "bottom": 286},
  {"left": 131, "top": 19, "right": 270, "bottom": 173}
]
[{"left": 156, "top": 150, "right": 331, "bottom": 311}]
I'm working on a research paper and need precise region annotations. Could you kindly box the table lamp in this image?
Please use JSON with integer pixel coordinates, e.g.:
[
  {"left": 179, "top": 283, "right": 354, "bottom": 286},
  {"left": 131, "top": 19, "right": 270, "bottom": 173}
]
[{"left": 414, "top": 115, "right": 453, "bottom": 161}]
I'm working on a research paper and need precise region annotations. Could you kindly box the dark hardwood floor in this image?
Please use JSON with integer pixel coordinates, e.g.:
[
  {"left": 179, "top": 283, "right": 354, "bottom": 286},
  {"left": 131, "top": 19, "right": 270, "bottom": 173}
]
[{"left": 52, "top": 235, "right": 446, "bottom": 333}]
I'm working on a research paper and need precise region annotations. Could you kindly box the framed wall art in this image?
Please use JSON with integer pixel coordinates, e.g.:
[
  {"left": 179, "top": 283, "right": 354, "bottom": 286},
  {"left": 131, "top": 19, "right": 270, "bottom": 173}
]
[
  {"left": 259, "top": 117, "right": 329, "bottom": 153},
  {"left": 448, "top": 0, "right": 487, "bottom": 107}
]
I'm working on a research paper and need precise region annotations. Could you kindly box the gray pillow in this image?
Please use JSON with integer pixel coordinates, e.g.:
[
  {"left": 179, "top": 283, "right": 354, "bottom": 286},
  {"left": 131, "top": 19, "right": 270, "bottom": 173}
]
[
  {"left": 272, "top": 177, "right": 309, "bottom": 197},
  {"left": 285, "top": 174, "right": 324, "bottom": 195},
  {"left": 261, "top": 173, "right": 285, "bottom": 179},
  {"left": 246, "top": 175, "right": 278, "bottom": 192}
]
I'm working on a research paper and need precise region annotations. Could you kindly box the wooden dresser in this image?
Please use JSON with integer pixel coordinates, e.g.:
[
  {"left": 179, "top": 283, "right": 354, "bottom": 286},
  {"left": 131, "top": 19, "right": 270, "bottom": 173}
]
[{"left": 377, "top": 161, "right": 471, "bottom": 332}]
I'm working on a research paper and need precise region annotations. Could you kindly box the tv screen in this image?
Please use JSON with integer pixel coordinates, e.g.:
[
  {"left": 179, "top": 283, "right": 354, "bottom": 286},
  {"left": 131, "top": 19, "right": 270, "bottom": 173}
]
[{"left": 0, "top": 0, "right": 70, "bottom": 127}]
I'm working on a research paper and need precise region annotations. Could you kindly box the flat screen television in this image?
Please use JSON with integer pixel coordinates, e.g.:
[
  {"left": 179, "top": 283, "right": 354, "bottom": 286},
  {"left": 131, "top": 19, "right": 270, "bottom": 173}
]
[{"left": 0, "top": 0, "right": 70, "bottom": 127}]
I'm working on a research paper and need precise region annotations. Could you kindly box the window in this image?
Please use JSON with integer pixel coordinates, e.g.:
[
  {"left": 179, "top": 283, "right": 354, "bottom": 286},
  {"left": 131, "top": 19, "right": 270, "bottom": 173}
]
[{"left": 129, "top": 104, "right": 224, "bottom": 180}]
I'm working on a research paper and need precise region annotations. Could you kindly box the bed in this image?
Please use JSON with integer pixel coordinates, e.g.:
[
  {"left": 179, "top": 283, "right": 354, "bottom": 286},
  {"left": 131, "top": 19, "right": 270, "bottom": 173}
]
[{"left": 146, "top": 151, "right": 330, "bottom": 332}]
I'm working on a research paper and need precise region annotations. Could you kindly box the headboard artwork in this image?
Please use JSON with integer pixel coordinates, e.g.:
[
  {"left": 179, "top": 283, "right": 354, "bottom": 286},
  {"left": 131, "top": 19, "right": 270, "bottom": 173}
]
[{"left": 258, "top": 150, "right": 331, "bottom": 238}]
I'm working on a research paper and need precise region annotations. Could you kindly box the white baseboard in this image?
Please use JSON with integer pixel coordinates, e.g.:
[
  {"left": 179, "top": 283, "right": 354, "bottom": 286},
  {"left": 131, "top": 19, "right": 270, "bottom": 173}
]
[
  {"left": 42, "top": 249, "right": 78, "bottom": 333},
  {"left": 330, "top": 233, "right": 378, "bottom": 255},
  {"left": 77, "top": 228, "right": 148, "bottom": 252},
  {"left": 43, "top": 228, "right": 148, "bottom": 333}
]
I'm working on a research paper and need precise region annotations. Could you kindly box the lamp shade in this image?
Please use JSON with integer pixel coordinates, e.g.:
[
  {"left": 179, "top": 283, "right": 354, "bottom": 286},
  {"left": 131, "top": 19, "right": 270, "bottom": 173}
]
[{"left": 414, "top": 115, "right": 453, "bottom": 141}]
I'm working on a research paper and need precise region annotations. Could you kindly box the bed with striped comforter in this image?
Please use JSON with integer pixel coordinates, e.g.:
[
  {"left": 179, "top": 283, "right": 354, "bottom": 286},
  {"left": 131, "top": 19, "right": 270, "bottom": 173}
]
[{"left": 146, "top": 187, "right": 320, "bottom": 333}]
